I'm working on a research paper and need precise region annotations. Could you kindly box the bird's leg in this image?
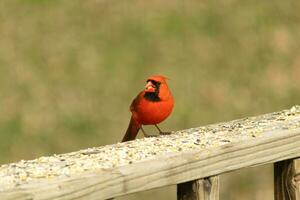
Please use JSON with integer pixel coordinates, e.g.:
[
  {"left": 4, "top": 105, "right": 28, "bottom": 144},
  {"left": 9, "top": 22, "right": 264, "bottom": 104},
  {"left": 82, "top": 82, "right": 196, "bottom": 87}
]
[
  {"left": 140, "top": 126, "right": 148, "bottom": 137},
  {"left": 155, "top": 124, "right": 171, "bottom": 135},
  {"left": 141, "top": 126, "right": 157, "bottom": 138}
]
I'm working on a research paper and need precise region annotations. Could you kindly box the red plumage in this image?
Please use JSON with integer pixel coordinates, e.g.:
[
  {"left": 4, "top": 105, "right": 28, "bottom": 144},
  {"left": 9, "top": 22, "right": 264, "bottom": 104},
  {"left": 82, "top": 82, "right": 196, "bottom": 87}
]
[{"left": 122, "top": 75, "right": 174, "bottom": 142}]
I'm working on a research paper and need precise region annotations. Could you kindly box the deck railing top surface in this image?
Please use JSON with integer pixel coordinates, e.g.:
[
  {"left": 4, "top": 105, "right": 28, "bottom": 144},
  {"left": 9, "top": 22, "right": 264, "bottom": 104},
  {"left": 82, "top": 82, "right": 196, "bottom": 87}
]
[{"left": 1, "top": 106, "right": 300, "bottom": 199}]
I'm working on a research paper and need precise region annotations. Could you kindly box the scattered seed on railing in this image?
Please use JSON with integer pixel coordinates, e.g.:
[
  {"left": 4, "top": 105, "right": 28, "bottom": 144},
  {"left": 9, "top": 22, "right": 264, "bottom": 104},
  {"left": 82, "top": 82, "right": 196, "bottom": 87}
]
[{"left": 0, "top": 105, "right": 300, "bottom": 191}]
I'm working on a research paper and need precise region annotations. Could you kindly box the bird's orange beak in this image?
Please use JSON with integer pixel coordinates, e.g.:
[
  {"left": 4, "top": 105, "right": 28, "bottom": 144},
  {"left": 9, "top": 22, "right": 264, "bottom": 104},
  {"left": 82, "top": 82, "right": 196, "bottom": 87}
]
[{"left": 145, "top": 81, "right": 156, "bottom": 93}]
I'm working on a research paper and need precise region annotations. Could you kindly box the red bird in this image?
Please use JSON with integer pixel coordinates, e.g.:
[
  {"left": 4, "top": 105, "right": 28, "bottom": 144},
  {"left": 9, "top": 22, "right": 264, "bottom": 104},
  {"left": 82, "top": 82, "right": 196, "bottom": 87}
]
[{"left": 122, "top": 75, "right": 174, "bottom": 142}]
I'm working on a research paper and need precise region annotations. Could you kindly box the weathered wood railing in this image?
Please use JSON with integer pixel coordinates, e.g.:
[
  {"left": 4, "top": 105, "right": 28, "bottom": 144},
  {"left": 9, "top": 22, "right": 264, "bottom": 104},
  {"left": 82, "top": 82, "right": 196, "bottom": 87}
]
[{"left": 1, "top": 106, "right": 300, "bottom": 200}]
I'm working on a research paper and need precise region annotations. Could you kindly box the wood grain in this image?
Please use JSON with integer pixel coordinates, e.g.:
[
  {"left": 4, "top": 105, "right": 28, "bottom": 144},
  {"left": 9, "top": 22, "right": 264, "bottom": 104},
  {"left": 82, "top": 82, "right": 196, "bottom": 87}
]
[
  {"left": 274, "top": 158, "right": 300, "bottom": 200},
  {"left": 0, "top": 107, "right": 300, "bottom": 200},
  {"left": 295, "top": 159, "right": 300, "bottom": 200},
  {"left": 0, "top": 128, "right": 299, "bottom": 200},
  {"left": 178, "top": 176, "right": 219, "bottom": 200}
]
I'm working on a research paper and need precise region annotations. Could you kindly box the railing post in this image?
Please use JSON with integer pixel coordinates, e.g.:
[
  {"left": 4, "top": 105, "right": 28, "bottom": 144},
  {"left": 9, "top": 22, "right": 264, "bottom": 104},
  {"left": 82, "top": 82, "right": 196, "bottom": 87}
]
[
  {"left": 177, "top": 176, "right": 219, "bottom": 200},
  {"left": 274, "top": 158, "right": 300, "bottom": 200}
]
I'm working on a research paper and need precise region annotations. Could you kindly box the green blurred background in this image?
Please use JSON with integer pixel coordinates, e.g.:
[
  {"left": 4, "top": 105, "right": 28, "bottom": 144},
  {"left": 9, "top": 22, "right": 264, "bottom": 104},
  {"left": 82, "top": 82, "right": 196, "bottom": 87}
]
[{"left": 0, "top": 0, "right": 299, "bottom": 199}]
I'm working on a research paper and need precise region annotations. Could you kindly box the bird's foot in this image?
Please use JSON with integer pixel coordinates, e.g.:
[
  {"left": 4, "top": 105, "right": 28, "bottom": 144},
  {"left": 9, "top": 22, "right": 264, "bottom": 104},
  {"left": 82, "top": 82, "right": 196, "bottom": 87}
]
[
  {"left": 154, "top": 125, "right": 172, "bottom": 136},
  {"left": 144, "top": 133, "right": 158, "bottom": 138},
  {"left": 159, "top": 131, "right": 172, "bottom": 135}
]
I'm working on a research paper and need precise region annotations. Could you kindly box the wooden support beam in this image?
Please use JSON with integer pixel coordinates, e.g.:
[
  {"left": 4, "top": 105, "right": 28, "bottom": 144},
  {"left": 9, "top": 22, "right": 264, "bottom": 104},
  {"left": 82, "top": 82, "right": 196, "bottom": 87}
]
[
  {"left": 295, "top": 160, "right": 300, "bottom": 200},
  {"left": 177, "top": 176, "right": 219, "bottom": 200},
  {"left": 274, "top": 158, "right": 300, "bottom": 200}
]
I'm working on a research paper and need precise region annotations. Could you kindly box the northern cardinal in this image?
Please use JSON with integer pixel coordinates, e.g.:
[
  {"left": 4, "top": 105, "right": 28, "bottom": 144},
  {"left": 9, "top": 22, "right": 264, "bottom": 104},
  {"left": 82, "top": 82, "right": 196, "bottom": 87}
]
[{"left": 122, "top": 75, "right": 174, "bottom": 142}]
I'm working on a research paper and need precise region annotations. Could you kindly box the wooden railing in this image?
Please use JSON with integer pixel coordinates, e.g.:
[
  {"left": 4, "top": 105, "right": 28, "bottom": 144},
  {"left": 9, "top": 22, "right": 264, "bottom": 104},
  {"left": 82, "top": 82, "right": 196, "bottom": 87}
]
[{"left": 1, "top": 106, "right": 300, "bottom": 200}]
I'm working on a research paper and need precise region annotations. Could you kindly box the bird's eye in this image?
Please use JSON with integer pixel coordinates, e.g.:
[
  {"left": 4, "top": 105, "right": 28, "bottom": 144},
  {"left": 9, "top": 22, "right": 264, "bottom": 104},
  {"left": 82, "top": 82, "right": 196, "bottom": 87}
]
[{"left": 150, "top": 80, "right": 158, "bottom": 85}]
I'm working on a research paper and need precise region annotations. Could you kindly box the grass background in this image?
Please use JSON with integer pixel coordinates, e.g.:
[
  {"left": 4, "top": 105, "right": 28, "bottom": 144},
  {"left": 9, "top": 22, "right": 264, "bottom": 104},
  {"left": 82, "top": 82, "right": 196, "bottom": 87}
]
[{"left": 0, "top": 0, "right": 299, "bottom": 199}]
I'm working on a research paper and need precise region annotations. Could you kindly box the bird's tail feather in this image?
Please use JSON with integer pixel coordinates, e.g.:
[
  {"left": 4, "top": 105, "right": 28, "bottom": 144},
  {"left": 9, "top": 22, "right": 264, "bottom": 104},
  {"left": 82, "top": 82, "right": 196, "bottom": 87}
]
[{"left": 122, "top": 117, "right": 140, "bottom": 142}]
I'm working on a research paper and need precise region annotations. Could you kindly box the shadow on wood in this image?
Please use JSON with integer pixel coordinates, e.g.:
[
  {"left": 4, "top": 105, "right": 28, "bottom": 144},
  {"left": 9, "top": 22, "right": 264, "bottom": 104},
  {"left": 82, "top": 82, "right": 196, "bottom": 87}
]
[
  {"left": 177, "top": 176, "right": 219, "bottom": 200},
  {"left": 274, "top": 158, "right": 300, "bottom": 200}
]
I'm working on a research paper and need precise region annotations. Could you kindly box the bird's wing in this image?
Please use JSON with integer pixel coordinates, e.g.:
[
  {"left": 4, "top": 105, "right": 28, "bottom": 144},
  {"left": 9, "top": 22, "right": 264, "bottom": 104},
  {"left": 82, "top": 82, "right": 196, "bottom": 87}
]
[{"left": 130, "top": 91, "right": 144, "bottom": 113}]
